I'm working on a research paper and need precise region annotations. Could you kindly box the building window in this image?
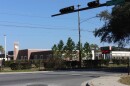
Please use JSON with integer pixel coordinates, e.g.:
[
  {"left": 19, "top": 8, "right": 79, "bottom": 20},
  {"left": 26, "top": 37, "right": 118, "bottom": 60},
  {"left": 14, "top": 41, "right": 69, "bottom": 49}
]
[
  {"left": 34, "top": 55, "right": 37, "bottom": 60},
  {"left": 21, "top": 56, "right": 23, "bottom": 60},
  {"left": 24, "top": 56, "right": 27, "bottom": 60},
  {"left": 40, "top": 55, "right": 43, "bottom": 59}
]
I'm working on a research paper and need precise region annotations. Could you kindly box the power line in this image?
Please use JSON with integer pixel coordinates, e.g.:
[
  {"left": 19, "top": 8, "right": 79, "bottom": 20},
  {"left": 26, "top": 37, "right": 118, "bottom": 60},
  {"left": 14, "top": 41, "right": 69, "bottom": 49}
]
[
  {"left": 0, "top": 24, "right": 70, "bottom": 30},
  {"left": 0, "top": 23, "right": 94, "bottom": 32},
  {"left": 0, "top": 20, "right": 73, "bottom": 29},
  {"left": 0, "top": 12, "right": 77, "bottom": 20},
  {"left": 0, "top": 12, "right": 50, "bottom": 18},
  {"left": 80, "top": 16, "right": 97, "bottom": 23}
]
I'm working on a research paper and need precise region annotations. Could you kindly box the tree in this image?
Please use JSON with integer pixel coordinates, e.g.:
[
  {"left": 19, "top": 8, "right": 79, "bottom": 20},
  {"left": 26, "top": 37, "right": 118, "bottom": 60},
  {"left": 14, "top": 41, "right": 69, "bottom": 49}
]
[
  {"left": 90, "top": 44, "right": 99, "bottom": 51},
  {"left": 82, "top": 42, "right": 92, "bottom": 59},
  {"left": 94, "top": 3, "right": 130, "bottom": 46},
  {"left": 0, "top": 45, "right": 4, "bottom": 54},
  {"left": 57, "top": 40, "right": 64, "bottom": 58},
  {"left": 76, "top": 41, "right": 83, "bottom": 60},
  {"left": 52, "top": 44, "right": 58, "bottom": 58},
  {"left": 64, "top": 37, "right": 75, "bottom": 60},
  {"left": 76, "top": 41, "right": 83, "bottom": 55},
  {"left": 52, "top": 40, "right": 64, "bottom": 58}
]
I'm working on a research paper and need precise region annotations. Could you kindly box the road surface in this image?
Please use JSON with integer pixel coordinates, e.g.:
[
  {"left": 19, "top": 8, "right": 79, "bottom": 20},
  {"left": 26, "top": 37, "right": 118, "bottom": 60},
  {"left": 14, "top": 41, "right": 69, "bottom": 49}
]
[{"left": 0, "top": 71, "right": 118, "bottom": 86}]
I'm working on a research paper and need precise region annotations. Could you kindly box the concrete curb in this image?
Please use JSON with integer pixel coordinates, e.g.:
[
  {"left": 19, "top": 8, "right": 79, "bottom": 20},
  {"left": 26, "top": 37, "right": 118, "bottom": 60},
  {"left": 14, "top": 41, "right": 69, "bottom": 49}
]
[
  {"left": 81, "top": 75, "right": 129, "bottom": 86},
  {"left": 0, "top": 71, "right": 52, "bottom": 74}
]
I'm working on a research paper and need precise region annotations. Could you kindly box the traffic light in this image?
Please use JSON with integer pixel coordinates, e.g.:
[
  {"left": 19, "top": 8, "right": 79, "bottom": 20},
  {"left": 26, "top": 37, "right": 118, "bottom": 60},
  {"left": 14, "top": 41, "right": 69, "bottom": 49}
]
[
  {"left": 87, "top": 0, "right": 100, "bottom": 8},
  {"left": 59, "top": 6, "right": 75, "bottom": 14}
]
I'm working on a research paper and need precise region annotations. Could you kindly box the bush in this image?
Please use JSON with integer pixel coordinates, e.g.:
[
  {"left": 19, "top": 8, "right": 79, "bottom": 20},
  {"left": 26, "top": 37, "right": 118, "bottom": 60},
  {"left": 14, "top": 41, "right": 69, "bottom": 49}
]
[
  {"left": 71, "top": 61, "right": 79, "bottom": 68},
  {"left": 44, "top": 57, "right": 65, "bottom": 70},
  {"left": 9, "top": 61, "right": 31, "bottom": 70},
  {"left": 112, "top": 59, "right": 121, "bottom": 65},
  {"left": 112, "top": 59, "right": 128, "bottom": 65},
  {"left": 20, "top": 62, "right": 31, "bottom": 69},
  {"left": 102, "top": 59, "right": 110, "bottom": 66},
  {"left": 83, "top": 60, "right": 100, "bottom": 68},
  {"left": 10, "top": 63, "right": 20, "bottom": 70},
  {"left": 3, "top": 61, "right": 14, "bottom": 67},
  {"left": 64, "top": 61, "right": 79, "bottom": 68}
]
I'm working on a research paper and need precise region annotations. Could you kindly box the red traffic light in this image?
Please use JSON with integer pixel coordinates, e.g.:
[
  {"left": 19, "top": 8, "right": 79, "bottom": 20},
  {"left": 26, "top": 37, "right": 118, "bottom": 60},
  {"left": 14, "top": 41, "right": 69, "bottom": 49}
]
[
  {"left": 87, "top": 1, "right": 99, "bottom": 7},
  {"left": 60, "top": 6, "right": 75, "bottom": 14}
]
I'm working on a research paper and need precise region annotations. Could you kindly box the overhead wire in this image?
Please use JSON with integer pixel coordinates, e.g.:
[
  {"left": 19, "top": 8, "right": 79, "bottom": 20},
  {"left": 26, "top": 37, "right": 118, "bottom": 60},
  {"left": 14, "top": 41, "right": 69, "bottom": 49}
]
[
  {"left": 0, "top": 21, "right": 92, "bottom": 32},
  {"left": 0, "top": 12, "right": 96, "bottom": 32},
  {"left": 0, "top": 12, "right": 77, "bottom": 20},
  {"left": 0, "top": 20, "right": 74, "bottom": 29}
]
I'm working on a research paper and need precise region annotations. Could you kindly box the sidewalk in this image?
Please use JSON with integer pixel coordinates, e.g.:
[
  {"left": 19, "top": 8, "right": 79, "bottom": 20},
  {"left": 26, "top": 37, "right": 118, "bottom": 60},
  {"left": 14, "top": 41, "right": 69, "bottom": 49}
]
[{"left": 81, "top": 75, "right": 129, "bottom": 86}]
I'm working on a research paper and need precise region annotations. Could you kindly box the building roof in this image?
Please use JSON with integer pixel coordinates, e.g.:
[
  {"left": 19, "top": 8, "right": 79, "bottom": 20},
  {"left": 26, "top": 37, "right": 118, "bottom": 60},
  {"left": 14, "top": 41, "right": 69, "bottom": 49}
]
[{"left": 21, "top": 49, "right": 51, "bottom": 51}]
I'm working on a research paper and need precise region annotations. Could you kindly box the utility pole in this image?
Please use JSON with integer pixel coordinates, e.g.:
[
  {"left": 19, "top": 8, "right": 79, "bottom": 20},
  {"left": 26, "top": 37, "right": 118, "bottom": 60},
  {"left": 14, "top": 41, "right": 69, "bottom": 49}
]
[
  {"left": 128, "top": 57, "right": 130, "bottom": 75},
  {"left": 77, "top": 5, "right": 81, "bottom": 68},
  {"left": 4, "top": 35, "right": 6, "bottom": 61}
]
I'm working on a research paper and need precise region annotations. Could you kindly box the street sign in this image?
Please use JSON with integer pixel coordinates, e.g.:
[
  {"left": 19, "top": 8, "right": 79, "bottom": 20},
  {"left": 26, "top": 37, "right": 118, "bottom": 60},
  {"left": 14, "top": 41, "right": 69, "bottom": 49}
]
[{"left": 106, "top": 0, "right": 125, "bottom": 6}]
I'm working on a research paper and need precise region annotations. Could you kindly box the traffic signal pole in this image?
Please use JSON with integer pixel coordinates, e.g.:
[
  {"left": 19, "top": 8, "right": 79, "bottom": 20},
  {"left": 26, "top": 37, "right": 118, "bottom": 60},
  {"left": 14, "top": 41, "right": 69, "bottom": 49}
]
[
  {"left": 52, "top": 3, "right": 106, "bottom": 17},
  {"left": 52, "top": 0, "right": 130, "bottom": 17},
  {"left": 51, "top": 0, "right": 129, "bottom": 68}
]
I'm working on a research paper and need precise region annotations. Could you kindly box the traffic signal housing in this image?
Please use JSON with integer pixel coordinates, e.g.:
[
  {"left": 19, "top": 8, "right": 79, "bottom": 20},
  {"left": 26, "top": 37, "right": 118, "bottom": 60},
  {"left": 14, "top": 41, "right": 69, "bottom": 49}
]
[
  {"left": 87, "top": 1, "right": 100, "bottom": 8},
  {"left": 59, "top": 6, "right": 75, "bottom": 14}
]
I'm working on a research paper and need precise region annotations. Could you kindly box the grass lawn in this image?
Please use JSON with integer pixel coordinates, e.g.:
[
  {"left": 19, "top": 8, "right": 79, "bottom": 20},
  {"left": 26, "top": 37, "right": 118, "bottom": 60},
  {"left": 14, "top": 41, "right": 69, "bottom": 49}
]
[
  {"left": 119, "top": 75, "right": 130, "bottom": 85},
  {"left": 0, "top": 67, "right": 42, "bottom": 72}
]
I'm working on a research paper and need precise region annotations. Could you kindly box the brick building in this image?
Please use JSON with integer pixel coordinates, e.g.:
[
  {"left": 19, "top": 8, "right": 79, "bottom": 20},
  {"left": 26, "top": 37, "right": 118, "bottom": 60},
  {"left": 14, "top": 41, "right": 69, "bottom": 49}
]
[{"left": 8, "top": 49, "right": 53, "bottom": 60}]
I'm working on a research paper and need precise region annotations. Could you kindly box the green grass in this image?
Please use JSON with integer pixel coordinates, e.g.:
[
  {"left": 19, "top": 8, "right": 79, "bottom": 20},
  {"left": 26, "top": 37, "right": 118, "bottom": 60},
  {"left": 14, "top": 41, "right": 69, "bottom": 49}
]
[
  {"left": 0, "top": 67, "right": 41, "bottom": 73},
  {"left": 119, "top": 76, "right": 130, "bottom": 85},
  {"left": 101, "top": 64, "right": 127, "bottom": 68}
]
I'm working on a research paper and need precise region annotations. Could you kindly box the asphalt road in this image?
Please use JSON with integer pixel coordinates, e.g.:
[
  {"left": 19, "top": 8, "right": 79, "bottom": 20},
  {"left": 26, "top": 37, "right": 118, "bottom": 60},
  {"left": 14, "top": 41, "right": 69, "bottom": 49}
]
[{"left": 0, "top": 71, "right": 118, "bottom": 86}]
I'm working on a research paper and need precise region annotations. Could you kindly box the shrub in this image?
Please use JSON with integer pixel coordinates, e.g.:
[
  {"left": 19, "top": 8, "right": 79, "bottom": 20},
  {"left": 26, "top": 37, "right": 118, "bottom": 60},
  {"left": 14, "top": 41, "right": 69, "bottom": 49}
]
[
  {"left": 83, "top": 60, "right": 99, "bottom": 68},
  {"left": 4, "top": 61, "right": 14, "bottom": 67},
  {"left": 9, "top": 61, "right": 31, "bottom": 70},
  {"left": 20, "top": 62, "right": 31, "bottom": 69},
  {"left": 112, "top": 59, "right": 121, "bottom": 65},
  {"left": 103, "top": 59, "right": 110, "bottom": 66},
  {"left": 44, "top": 57, "right": 65, "bottom": 70},
  {"left": 10, "top": 63, "right": 20, "bottom": 70}
]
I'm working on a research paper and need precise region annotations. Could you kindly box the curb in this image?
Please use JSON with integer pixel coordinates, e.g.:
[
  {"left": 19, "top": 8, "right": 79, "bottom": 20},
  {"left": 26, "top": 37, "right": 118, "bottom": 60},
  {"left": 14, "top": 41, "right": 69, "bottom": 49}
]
[{"left": 81, "top": 75, "right": 128, "bottom": 86}]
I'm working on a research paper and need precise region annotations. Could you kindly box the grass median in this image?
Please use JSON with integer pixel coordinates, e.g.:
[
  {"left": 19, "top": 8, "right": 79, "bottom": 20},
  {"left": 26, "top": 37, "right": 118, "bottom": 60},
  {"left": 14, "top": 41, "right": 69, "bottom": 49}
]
[{"left": 0, "top": 67, "right": 42, "bottom": 73}]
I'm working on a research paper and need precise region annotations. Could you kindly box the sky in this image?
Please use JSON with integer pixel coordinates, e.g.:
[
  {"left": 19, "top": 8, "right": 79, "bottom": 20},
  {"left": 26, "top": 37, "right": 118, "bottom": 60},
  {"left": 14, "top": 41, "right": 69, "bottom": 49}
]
[{"left": 0, "top": 0, "right": 114, "bottom": 52}]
